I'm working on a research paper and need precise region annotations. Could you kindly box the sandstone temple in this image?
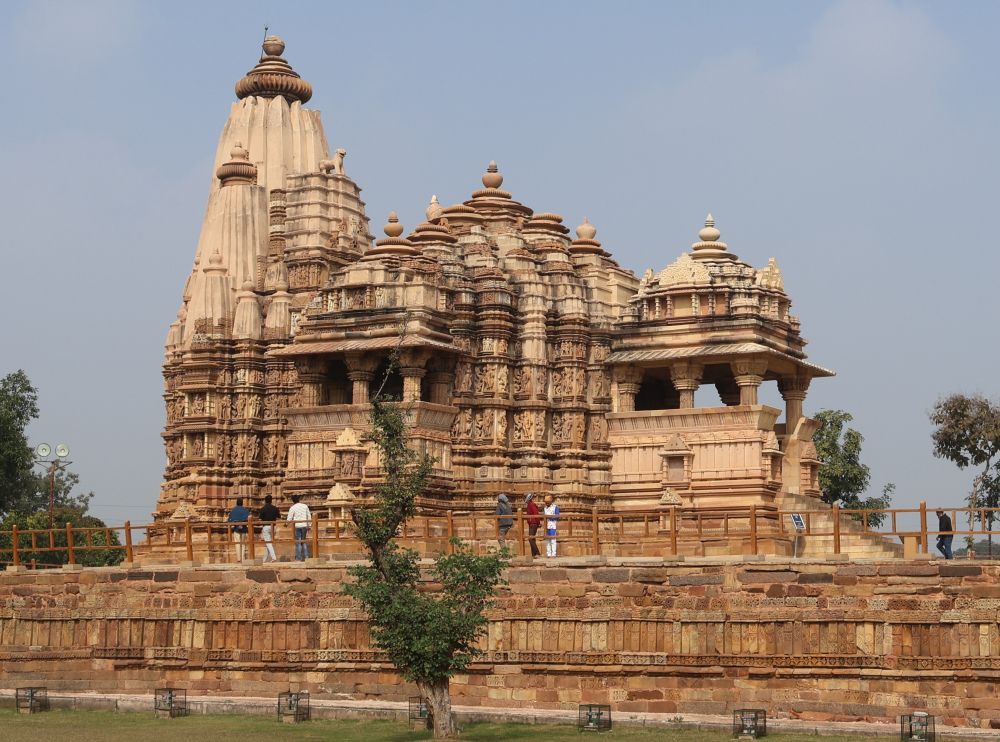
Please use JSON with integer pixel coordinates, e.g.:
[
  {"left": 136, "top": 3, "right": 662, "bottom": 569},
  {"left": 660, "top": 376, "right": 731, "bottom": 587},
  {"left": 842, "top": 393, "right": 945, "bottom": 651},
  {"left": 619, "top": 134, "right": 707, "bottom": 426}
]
[{"left": 160, "top": 35, "right": 835, "bottom": 542}]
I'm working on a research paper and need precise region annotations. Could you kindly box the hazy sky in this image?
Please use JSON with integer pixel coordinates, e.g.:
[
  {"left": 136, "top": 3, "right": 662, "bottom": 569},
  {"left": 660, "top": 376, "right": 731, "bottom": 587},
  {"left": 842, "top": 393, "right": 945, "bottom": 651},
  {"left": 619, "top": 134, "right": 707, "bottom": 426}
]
[{"left": 1, "top": 0, "right": 997, "bottom": 525}]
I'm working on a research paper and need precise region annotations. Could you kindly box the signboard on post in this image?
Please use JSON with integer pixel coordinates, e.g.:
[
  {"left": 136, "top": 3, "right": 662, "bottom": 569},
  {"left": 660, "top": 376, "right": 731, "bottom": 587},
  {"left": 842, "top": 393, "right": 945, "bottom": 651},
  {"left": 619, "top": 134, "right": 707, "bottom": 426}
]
[{"left": 790, "top": 513, "right": 806, "bottom": 533}]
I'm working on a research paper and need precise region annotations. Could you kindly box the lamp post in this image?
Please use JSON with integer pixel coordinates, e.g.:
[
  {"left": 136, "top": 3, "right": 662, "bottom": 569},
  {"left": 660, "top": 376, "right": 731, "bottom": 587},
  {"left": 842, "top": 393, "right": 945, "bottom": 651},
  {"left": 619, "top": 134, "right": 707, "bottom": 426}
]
[{"left": 32, "top": 443, "right": 71, "bottom": 529}]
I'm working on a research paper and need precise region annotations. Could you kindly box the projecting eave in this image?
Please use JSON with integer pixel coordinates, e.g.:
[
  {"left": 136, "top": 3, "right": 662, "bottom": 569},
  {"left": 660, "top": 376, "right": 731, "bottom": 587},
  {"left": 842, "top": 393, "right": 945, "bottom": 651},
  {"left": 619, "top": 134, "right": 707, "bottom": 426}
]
[
  {"left": 605, "top": 342, "right": 835, "bottom": 378},
  {"left": 268, "top": 335, "right": 459, "bottom": 358}
]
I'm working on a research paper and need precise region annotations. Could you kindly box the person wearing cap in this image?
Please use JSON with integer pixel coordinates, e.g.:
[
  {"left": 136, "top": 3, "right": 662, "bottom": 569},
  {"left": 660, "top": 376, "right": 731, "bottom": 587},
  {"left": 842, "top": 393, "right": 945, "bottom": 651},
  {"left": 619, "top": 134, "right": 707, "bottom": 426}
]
[{"left": 525, "top": 493, "right": 541, "bottom": 558}]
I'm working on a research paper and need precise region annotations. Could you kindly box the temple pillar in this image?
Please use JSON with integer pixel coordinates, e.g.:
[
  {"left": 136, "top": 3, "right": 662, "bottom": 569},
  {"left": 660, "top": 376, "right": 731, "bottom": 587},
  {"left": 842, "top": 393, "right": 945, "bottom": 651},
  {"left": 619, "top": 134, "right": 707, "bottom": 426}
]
[
  {"left": 779, "top": 374, "right": 811, "bottom": 428},
  {"left": 731, "top": 358, "right": 768, "bottom": 406},
  {"left": 345, "top": 354, "right": 377, "bottom": 405},
  {"left": 613, "top": 366, "right": 643, "bottom": 412},
  {"left": 294, "top": 358, "right": 326, "bottom": 406},
  {"left": 427, "top": 371, "right": 454, "bottom": 405},
  {"left": 400, "top": 367, "right": 427, "bottom": 403},
  {"left": 670, "top": 362, "right": 703, "bottom": 409}
]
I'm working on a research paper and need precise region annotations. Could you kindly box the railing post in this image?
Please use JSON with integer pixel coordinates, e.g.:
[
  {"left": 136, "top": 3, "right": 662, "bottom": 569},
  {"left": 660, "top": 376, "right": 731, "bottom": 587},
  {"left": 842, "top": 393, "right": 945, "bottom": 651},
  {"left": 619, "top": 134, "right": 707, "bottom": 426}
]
[
  {"left": 11, "top": 525, "right": 19, "bottom": 567},
  {"left": 832, "top": 504, "right": 842, "bottom": 555},
  {"left": 919, "top": 501, "right": 928, "bottom": 554},
  {"left": 517, "top": 507, "right": 525, "bottom": 557},
  {"left": 311, "top": 512, "right": 320, "bottom": 560},
  {"left": 246, "top": 516, "right": 256, "bottom": 561},
  {"left": 591, "top": 507, "right": 599, "bottom": 555},
  {"left": 185, "top": 519, "right": 194, "bottom": 563},
  {"left": 670, "top": 507, "right": 678, "bottom": 556},
  {"left": 447, "top": 510, "right": 455, "bottom": 555},
  {"left": 65, "top": 522, "right": 75, "bottom": 565},
  {"left": 124, "top": 521, "right": 134, "bottom": 563},
  {"left": 749, "top": 505, "right": 758, "bottom": 556}
]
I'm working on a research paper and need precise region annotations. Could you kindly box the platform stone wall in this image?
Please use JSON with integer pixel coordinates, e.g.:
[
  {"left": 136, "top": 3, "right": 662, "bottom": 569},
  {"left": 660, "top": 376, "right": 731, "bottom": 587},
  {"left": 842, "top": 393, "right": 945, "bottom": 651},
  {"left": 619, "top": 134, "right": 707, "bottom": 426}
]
[{"left": 2, "top": 558, "right": 1000, "bottom": 728}]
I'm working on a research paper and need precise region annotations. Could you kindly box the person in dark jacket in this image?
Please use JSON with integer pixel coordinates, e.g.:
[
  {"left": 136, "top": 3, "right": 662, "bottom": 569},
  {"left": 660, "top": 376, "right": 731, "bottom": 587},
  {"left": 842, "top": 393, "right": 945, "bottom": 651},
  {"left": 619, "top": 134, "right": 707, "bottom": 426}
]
[
  {"left": 496, "top": 493, "right": 514, "bottom": 547},
  {"left": 259, "top": 495, "right": 280, "bottom": 563},
  {"left": 227, "top": 498, "right": 250, "bottom": 563},
  {"left": 936, "top": 510, "right": 954, "bottom": 560},
  {"left": 525, "top": 493, "right": 541, "bottom": 558}
]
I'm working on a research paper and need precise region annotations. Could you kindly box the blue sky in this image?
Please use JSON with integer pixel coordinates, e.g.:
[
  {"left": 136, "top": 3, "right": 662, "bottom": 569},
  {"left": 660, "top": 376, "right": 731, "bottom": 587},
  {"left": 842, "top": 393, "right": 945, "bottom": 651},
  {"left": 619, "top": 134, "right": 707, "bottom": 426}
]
[{"left": 1, "top": 0, "right": 997, "bottom": 524}]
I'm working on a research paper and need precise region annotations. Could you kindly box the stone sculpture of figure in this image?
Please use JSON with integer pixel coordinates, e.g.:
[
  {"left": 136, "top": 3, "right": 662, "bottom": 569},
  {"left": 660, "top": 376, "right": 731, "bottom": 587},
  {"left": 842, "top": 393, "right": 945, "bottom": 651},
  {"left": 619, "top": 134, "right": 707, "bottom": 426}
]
[
  {"left": 474, "top": 411, "right": 489, "bottom": 440},
  {"left": 264, "top": 436, "right": 277, "bottom": 464},
  {"left": 341, "top": 451, "right": 358, "bottom": 477},
  {"left": 535, "top": 368, "right": 547, "bottom": 397},
  {"left": 190, "top": 436, "right": 204, "bottom": 458},
  {"left": 513, "top": 367, "right": 529, "bottom": 396},
  {"left": 496, "top": 367, "right": 509, "bottom": 395},
  {"left": 319, "top": 148, "right": 347, "bottom": 175},
  {"left": 572, "top": 414, "right": 585, "bottom": 444},
  {"left": 247, "top": 396, "right": 262, "bottom": 419},
  {"left": 496, "top": 411, "right": 508, "bottom": 443},
  {"left": 455, "top": 362, "right": 471, "bottom": 393},
  {"left": 474, "top": 366, "right": 491, "bottom": 395},
  {"left": 192, "top": 394, "right": 205, "bottom": 415},
  {"left": 218, "top": 434, "right": 231, "bottom": 462},
  {"left": 235, "top": 395, "right": 247, "bottom": 418},
  {"left": 264, "top": 396, "right": 277, "bottom": 418},
  {"left": 513, "top": 411, "right": 531, "bottom": 442}
]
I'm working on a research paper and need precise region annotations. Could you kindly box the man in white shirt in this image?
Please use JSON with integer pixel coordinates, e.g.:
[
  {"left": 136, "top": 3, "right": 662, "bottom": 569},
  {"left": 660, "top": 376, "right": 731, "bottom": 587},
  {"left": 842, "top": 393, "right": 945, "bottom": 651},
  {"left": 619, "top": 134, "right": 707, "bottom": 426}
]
[{"left": 286, "top": 495, "right": 312, "bottom": 561}]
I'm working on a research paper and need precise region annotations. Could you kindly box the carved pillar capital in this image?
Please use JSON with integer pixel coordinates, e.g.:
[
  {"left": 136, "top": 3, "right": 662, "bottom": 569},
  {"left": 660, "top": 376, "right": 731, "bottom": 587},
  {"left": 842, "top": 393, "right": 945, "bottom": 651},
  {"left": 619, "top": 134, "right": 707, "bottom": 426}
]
[
  {"left": 670, "top": 362, "right": 703, "bottom": 409},
  {"left": 731, "top": 358, "right": 768, "bottom": 406},
  {"left": 779, "top": 374, "right": 811, "bottom": 427}
]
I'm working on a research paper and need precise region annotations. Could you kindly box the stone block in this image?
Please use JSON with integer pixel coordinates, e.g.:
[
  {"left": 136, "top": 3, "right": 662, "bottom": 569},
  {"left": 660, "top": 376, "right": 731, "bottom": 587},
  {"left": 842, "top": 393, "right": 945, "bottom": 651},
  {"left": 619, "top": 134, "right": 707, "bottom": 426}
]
[{"left": 592, "top": 568, "right": 630, "bottom": 583}]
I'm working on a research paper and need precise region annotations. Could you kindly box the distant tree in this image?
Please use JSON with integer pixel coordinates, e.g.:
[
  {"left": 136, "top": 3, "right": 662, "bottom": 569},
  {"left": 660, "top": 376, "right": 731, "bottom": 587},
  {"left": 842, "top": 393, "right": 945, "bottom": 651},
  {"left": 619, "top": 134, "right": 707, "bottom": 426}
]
[
  {"left": 813, "top": 409, "right": 894, "bottom": 528},
  {"left": 0, "top": 370, "right": 39, "bottom": 516},
  {"left": 18, "top": 467, "right": 95, "bottom": 516},
  {"left": 0, "top": 505, "right": 124, "bottom": 567},
  {"left": 344, "top": 370, "right": 508, "bottom": 738},
  {"left": 929, "top": 394, "right": 1000, "bottom": 551}
]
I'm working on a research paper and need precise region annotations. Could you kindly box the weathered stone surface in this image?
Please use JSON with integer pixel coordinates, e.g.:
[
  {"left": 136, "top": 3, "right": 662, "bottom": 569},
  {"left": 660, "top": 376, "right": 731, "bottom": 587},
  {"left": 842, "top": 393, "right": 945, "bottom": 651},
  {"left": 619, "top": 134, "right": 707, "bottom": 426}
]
[{"left": 3, "top": 558, "right": 1000, "bottom": 728}]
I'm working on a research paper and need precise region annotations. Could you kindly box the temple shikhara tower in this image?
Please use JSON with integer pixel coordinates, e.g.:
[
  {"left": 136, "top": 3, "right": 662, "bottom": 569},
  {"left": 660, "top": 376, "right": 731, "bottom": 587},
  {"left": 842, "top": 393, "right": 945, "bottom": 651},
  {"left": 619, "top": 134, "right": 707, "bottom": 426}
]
[{"left": 160, "top": 36, "right": 861, "bottom": 554}]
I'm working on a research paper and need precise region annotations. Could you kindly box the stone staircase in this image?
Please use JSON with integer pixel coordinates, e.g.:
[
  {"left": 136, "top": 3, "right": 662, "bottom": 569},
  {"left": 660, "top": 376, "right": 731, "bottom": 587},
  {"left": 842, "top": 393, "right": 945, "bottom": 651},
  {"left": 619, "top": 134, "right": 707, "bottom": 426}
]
[{"left": 776, "top": 492, "right": 904, "bottom": 559}]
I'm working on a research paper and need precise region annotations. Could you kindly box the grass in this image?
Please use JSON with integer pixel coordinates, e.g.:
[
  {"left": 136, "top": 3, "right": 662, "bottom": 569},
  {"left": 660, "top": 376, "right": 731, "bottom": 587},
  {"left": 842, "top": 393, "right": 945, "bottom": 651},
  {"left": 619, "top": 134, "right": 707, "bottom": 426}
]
[{"left": 0, "top": 709, "right": 955, "bottom": 741}]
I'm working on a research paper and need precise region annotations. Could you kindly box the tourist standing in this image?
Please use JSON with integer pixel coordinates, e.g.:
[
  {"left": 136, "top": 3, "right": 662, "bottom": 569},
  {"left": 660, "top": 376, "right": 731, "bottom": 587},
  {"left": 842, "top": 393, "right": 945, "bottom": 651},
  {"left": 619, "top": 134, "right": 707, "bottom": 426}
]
[
  {"left": 525, "top": 493, "right": 541, "bottom": 558},
  {"left": 287, "top": 495, "right": 312, "bottom": 561},
  {"left": 496, "top": 493, "right": 513, "bottom": 547},
  {"left": 544, "top": 494, "right": 560, "bottom": 558},
  {"left": 227, "top": 498, "right": 250, "bottom": 563},
  {"left": 936, "top": 509, "right": 954, "bottom": 560},
  {"left": 258, "top": 494, "right": 280, "bottom": 563}
]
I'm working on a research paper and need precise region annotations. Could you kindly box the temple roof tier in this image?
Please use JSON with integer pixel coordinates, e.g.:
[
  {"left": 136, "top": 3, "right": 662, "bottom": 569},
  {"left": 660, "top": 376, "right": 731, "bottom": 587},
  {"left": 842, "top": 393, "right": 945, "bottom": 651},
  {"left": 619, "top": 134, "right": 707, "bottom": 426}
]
[{"left": 235, "top": 35, "right": 313, "bottom": 104}]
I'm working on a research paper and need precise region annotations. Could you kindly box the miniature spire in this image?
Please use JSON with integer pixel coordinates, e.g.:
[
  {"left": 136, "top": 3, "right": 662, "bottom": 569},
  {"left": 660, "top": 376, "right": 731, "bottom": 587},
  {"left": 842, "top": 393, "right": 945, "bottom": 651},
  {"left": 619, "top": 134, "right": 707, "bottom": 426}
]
[
  {"left": 426, "top": 194, "right": 443, "bottom": 221},
  {"left": 232, "top": 281, "right": 263, "bottom": 340},
  {"left": 216, "top": 142, "right": 258, "bottom": 186},
  {"left": 235, "top": 34, "right": 313, "bottom": 104}
]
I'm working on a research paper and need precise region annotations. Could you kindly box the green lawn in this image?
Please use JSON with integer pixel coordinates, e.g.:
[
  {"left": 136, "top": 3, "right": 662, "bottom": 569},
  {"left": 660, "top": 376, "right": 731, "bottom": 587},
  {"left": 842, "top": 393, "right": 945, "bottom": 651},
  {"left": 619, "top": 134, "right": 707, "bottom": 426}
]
[{"left": 0, "top": 709, "right": 971, "bottom": 740}]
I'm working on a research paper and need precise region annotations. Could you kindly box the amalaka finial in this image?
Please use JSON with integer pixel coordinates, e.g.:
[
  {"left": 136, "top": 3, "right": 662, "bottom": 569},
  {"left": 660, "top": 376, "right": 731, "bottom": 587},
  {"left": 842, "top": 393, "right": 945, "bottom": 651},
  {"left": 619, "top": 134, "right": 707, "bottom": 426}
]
[
  {"left": 384, "top": 211, "right": 404, "bottom": 238},
  {"left": 576, "top": 217, "right": 597, "bottom": 241},
  {"left": 236, "top": 33, "right": 312, "bottom": 104},
  {"left": 216, "top": 142, "right": 257, "bottom": 186},
  {"left": 482, "top": 160, "right": 503, "bottom": 189}
]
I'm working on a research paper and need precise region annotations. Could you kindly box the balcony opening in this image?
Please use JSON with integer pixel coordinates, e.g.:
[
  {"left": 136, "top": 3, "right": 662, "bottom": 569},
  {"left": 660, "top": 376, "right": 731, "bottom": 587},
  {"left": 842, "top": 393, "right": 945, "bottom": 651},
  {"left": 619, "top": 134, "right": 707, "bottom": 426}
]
[
  {"left": 371, "top": 359, "right": 404, "bottom": 401},
  {"left": 323, "top": 359, "right": 352, "bottom": 405},
  {"left": 634, "top": 372, "right": 680, "bottom": 411}
]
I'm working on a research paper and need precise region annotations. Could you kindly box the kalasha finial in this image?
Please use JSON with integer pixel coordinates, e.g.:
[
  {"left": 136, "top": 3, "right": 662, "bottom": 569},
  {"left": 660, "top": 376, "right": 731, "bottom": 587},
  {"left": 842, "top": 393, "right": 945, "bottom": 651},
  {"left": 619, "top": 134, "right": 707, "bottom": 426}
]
[
  {"left": 576, "top": 217, "right": 597, "bottom": 241},
  {"left": 230, "top": 142, "right": 249, "bottom": 161},
  {"left": 699, "top": 213, "right": 721, "bottom": 242},
  {"left": 482, "top": 160, "right": 503, "bottom": 189},
  {"left": 262, "top": 35, "right": 285, "bottom": 57},
  {"left": 384, "top": 211, "right": 404, "bottom": 238}
]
